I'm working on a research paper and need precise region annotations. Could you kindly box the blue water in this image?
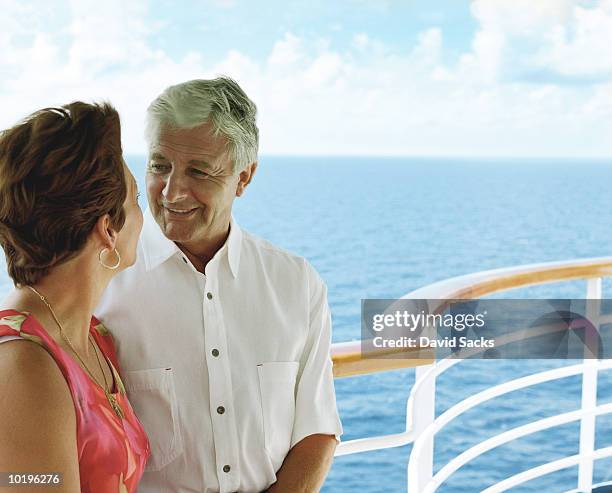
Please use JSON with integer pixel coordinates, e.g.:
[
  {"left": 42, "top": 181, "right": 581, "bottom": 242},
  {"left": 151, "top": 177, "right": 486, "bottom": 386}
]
[{"left": 2, "top": 156, "right": 612, "bottom": 492}]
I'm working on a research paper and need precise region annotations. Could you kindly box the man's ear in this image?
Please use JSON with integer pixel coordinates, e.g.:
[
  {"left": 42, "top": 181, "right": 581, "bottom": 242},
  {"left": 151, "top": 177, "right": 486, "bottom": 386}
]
[
  {"left": 93, "top": 214, "right": 118, "bottom": 250},
  {"left": 236, "top": 162, "right": 257, "bottom": 197}
]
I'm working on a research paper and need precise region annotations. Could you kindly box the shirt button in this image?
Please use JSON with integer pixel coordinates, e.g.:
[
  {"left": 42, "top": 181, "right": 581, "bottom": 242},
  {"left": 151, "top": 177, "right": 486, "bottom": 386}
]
[
  {"left": 212, "top": 348, "right": 220, "bottom": 357},
  {"left": 223, "top": 465, "right": 231, "bottom": 473},
  {"left": 182, "top": 257, "right": 188, "bottom": 264},
  {"left": 217, "top": 406, "right": 225, "bottom": 415},
  {"left": 206, "top": 292, "right": 213, "bottom": 300}
]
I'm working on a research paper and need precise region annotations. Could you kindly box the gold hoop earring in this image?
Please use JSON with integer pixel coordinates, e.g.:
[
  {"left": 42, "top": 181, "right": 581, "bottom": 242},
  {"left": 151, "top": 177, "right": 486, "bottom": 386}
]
[{"left": 99, "top": 248, "right": 121, "bottom": 270}]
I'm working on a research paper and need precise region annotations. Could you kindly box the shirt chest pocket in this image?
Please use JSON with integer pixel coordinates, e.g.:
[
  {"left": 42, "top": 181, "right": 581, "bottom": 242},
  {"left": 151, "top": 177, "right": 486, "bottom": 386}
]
[
  {"left": 124, "top": 368, "right": 184, "bottom": 472},
  {"left": 257, "top": 362, "right": 299, "bottom": 470}
]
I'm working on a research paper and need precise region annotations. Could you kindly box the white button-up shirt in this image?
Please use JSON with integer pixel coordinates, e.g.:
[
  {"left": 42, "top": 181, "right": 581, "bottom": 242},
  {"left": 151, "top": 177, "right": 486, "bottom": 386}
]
[{"left": 95, "top": 210, "right": 343, "bottom": 493}]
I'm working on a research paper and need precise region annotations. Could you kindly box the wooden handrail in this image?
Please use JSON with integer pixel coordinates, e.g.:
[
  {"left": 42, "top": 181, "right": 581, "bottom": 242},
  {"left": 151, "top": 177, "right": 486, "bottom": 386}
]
[{"left": 331, "top": 257, "right": 612, "bottom": 378}]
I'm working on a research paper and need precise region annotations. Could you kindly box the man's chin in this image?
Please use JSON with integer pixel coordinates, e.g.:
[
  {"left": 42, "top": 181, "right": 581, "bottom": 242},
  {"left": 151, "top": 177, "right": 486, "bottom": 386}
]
[
  {"left": 164, "top": 231, "right": 194, "bottom": 244},
  {"left": 157, "top": 222, "right": 195, "bottom": 243}
]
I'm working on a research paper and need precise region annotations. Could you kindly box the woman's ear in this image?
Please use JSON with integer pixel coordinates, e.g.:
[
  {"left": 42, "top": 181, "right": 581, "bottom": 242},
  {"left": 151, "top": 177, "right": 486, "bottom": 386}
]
[{"left": 93, "top": 214, "right": 118, "bottom": 249}]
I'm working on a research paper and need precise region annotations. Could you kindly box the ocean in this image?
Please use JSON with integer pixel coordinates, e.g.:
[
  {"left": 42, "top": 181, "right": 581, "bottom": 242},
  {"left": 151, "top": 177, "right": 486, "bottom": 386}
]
[{"left": 2, "top": 156, "right": 612, "bottom": 492}]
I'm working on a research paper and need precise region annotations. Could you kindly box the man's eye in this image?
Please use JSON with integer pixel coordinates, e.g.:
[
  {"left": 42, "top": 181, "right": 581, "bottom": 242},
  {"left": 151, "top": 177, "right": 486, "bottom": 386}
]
[
  {"left": 149, "top": 163, "right": 170, "bottom": 172},
  {"left": 191, "top": 168, "right": 210, "bottom": 178}
]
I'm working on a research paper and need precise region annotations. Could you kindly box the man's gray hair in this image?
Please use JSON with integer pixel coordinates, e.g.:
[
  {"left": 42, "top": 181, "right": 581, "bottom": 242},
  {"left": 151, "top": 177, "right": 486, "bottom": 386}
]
[{"left": 145, "top": 77, "right": 258, "bottom": 173}]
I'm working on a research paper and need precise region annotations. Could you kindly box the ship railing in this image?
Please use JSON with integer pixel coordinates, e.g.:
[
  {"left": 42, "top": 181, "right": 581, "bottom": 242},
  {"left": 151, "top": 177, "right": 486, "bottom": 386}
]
[{"left": 330, "top": 257, "right": 612, "bottom": 492}]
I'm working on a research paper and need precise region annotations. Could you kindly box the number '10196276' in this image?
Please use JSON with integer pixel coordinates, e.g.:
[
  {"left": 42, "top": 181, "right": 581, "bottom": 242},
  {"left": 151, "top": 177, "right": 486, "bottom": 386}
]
[{"left": 0, "top": 473, "right": 62, "bottom": 487}]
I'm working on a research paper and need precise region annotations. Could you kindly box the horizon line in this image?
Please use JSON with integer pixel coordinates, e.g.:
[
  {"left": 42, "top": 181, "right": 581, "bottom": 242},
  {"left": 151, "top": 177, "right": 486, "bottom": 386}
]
[{"left": 124, "top": 152, "right": 612, "bottom": 161}]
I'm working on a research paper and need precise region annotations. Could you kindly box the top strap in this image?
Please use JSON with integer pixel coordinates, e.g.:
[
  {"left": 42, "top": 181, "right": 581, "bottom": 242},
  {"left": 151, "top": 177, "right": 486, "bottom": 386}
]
[{"left": 0, "top": 311, "right": 46, "bottom": 347}]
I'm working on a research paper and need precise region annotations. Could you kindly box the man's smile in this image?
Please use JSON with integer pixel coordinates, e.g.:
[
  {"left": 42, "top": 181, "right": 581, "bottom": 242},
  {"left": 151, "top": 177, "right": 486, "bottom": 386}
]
[{"left": 162, "top": 205, "right": 199, "bottom": 218}]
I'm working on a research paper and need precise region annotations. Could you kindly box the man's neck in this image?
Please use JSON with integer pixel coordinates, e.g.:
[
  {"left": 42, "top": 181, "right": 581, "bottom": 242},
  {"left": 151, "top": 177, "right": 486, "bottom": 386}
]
[{"left": 177, "top": 227, "right": 230, "bottom": 274}]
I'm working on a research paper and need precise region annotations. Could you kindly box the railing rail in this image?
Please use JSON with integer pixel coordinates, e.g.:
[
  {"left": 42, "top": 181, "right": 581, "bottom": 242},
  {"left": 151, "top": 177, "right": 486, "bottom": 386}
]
[
  {"left": 330, "top": 257, "right": 612, "bottom": 491},
  {"left": 331, "top": 257, "right": 612, "bottom": 379},
  {"left": 431, "top": 402, "right": 612, "bottom": 493}
]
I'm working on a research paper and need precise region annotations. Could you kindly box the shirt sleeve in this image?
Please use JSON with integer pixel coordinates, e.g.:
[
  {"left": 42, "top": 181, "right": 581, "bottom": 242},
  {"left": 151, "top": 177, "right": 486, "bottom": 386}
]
[{"left": 290, "top": 263, "right": 343, "bottom": 448}]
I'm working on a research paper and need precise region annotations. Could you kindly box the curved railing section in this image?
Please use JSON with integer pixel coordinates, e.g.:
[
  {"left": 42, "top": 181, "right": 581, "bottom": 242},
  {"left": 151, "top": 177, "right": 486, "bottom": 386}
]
[{"left": 330, "top": 257, "right": 612, "bottom": 492}]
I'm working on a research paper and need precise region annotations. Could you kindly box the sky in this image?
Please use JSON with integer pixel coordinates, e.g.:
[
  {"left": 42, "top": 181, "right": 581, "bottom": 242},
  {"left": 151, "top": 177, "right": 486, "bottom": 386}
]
[{"left": 0, "top": 0, "right": 610, "bottom": 158}]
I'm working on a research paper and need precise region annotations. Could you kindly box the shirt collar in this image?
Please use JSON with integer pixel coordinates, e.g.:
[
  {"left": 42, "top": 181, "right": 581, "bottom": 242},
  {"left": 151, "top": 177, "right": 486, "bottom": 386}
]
[
  {"left": 141, "top": 208, "right": 242, "bottom": 278},
  {"left": 226, "top": 216, "right": 242, "bottom": 278}
]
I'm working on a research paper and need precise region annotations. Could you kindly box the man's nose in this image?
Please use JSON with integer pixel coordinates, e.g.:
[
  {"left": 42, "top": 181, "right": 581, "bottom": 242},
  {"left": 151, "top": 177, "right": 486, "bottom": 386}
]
[{"left": 162, "top": 171, "right": 189, "bottom": 203}]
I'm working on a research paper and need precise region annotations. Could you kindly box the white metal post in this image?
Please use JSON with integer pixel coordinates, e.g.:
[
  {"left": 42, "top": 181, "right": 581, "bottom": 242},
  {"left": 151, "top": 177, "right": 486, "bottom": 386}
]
[
  {"left": 578, "top": 277, "right": 601, "bottom": 492},
  {"left": 409, "top": 363, "right": 436, "bottom": 492}
]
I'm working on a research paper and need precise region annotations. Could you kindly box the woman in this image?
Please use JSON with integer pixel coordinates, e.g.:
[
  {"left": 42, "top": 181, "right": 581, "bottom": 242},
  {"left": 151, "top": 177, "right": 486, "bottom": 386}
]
[{"left": 0, "top": 102, "right": 149, "bottom": 492}]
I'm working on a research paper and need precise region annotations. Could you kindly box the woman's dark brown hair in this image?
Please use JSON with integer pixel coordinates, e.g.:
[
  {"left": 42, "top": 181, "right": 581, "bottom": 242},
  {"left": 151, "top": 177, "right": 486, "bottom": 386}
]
[{"left": 0, "top": 101, "right": 127, "bottom": 286}]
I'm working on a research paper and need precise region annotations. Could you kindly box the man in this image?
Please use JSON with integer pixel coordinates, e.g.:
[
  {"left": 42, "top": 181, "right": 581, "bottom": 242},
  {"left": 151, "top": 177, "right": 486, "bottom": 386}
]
[{"left": 96, "top": 77, "right": 342, "bottom": 493}]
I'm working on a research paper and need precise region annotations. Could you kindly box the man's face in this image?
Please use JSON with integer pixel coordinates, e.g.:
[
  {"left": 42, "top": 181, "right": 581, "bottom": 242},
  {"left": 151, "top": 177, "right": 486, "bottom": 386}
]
[{"left": 146, "top": 122, "right": 252, "bottom": 252}]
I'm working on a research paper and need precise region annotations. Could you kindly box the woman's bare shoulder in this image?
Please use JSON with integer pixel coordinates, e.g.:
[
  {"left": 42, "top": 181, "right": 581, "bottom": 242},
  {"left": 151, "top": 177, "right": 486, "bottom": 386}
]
[
  {"left": 0, "top": 339, "right": 74, "bottom": 416},
  {"left": 0, "top": 339, "right": 80, "bottom": 490},
  {"left": 0, "top": 340, "right": 77, "bottom": 463}
]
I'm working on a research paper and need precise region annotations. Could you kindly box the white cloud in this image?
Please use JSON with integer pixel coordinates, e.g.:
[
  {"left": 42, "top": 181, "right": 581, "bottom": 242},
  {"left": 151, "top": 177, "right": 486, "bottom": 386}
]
[
  {"left": 0, "top": 0, "right": 609, "bottom": 158},
  {"left": 268, "top": 32, "right": 304, "bottom": 66},
  {"left": 546, "top": 3, "right": 612, "bottom": 77},
  {"left": 411, "top": 28, "right": 442, "bottom": 67},
  {"left": 67, "top": 0, "right": 153, "bottom": 75},
  {"left": 0, "top": 0, "right": 210, "bottom": 155},
  {"left": 465, "top": 28, "right": 504, "bottom": 83},
  {"left": 471, "top": 0, "right": 574, "bottom": 35},
  {"left": 470, "top": 0, "right": 612, "bottom": 82},
  {"left": 352, "top": 33, "right": 370, "bottom": 50},
  {"left": 303, "top": 52, "right": 343, "bottom": 89}
]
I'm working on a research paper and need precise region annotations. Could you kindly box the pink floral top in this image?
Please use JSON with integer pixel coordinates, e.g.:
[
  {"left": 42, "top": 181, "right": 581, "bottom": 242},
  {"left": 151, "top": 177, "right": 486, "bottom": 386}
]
[{"left": 0, "top": 310, "right": 150, "bottom": 493}]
